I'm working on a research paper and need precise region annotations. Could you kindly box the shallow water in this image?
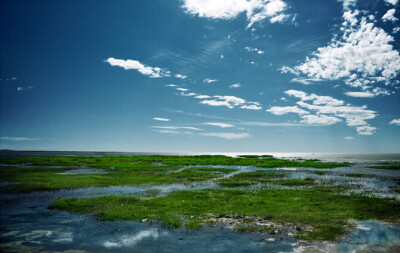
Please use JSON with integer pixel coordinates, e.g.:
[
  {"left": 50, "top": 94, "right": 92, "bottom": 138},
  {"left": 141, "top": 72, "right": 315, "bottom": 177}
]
[
  {"left": 2, "top": 188, "right": 400, "bottom": 253},
  {"left": 1, "top": 151, "right": 400, "bottom": 252}
]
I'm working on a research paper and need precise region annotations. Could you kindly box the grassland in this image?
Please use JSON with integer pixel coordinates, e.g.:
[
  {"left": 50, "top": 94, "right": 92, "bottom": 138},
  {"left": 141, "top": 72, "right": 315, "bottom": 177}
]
[
  {"left": 1, "top": 154, "right": 398, "bottom": 242},
  {"left": 50, "top": 188, "right": 399, "bottom": 241},
  {"left": 0, "top": 155, "right": 349, "bottom": 169},
  {"left": 0, "top": 155, "right": 348, "bottom": 193}
]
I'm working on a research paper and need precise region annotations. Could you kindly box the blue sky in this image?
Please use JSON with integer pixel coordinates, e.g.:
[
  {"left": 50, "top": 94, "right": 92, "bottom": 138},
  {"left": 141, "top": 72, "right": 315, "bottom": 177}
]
[{"left": 1, "top": 0, "right": 400, "bottom": 152}]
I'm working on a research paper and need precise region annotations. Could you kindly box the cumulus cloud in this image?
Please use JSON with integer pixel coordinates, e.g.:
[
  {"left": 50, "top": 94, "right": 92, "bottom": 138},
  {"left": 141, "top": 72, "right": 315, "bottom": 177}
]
[
  {"left": 281, "top": 10, "right": 400, "bottom": 95},
  {"left": 300, "top": 115, "right": 342, "bottom": 125},
  {"left": 356, "top": 125, "right": 376, "bottom": 135},
  {"left": 382, "top": 9, "right": 398, "bottom": 22},
  {"left": 344, "top": 91, "right": 375, "bottom": 98},
  {"left": 384, "top": 0, "right": 399, "bottom": 6},
  {"left": 106, "top": 58, "right": 170, "bottom": 78},
  {"left": 199, "top": 132, "right": 251, "bottom": 139},
  {"left": 1, "top": 137, "right": 40, "bottom": 141},
  {"left": 200, "top": 95, "right": 262, "bottom": 110},
  {"left": 204, "top": 78, "right": 218, "bottom": 83},
  {"left": 267, "top": 90, "right": 377, "bottom": 135},
  {"left": 204, "top": 122, "right": 234, "bottom": 128},
  {"left": 181, "top": 0, "right": 291, "bottom": 28},
  {"left": 176, "top": 88, "right": 189, "bottom": 91},
  {"left": 266, "top": 106, "right": 309, "bottom": 115},
  {"left": 390, "top": 119, "right": 400, "bottom": 126},
  {"left": 153, "top": 118, "right": 170, "bottom": 122}
]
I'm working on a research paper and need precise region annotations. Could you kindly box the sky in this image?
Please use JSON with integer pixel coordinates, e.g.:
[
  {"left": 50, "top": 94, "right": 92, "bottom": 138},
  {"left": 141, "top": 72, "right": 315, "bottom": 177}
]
[{"left": 1, "top": 0, "right": 400, "bottom": 153}]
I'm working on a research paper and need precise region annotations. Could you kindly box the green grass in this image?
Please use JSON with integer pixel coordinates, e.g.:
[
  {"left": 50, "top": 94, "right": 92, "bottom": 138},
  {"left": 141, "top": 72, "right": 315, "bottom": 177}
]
[
  {"left": 369, "top": 165, "right": 400, "bottom": 170},
  {"left": 50, "top": 188, "right": 399, "bottom": 241},
  {"left": 0, "top": 155, "right": 349, "bottom": 169},
  {"left": 0, "top": 166, "right": 223, "bottom": 193},
  {"left": 188, "top": 168, "right": 237, "bottom": 173},
  {"left": 218, "top": 171, "right": 315, "bottom": 187}
]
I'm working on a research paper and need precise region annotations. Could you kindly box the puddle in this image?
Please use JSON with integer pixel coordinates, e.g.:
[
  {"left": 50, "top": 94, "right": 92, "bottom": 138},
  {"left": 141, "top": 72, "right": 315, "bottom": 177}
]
[{"left": 57, "top": 168, "right": 108, "bottom": 175}]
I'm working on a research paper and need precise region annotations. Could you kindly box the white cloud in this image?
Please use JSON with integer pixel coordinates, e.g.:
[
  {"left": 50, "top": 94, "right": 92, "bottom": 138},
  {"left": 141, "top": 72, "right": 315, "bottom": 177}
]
[
  {"left": 282, "top": 10, "right": 400, "bottom": 94},
  {"left": 384, "top": 0, "right": 399, "bottom": 6},
  {"left": 382, "top": 9, "right": 398, "bottom": 22},
  {"left": 266, "top": 106, "right": 309, "bottom": 115},
  {"left": 394, "top": 27, "right": 400, "bottom": 33},
  {"left": 199, "top": 132, "right": 250, "bottom": 140},
  {"left": 176, "top": 88, "right": 189, "bottom": 91},
  {"left": 16, "top": 86, "right": 34, "bottom": 91},
  {"left": 200, "top": 95, "right": 262, "bottom": 110},
  {"left": 175, "top": 74, "right": 188, "bottom": 79},
  {"left": 268, "top": 90, "right": 377, "bottom": 134},
  {"left": 270, "top": 13, "right": 290, "bottom": 23},
  {"left": 153, "top": 129, "right": 180, "bottom": 134},
  {"left": 340, "top": 0, "right": 357, "bottom": 11},
  {"left": 195, "top": 95, "right": 211, "bottom": 99},
  {"left": 106, "top": 58, "right": 170, "bottom": 78},
  {"left": 1, "top": 137, "right": 40, "bottom": 141},
  {"left": 204, "top": 122, "right": 234, "bottom": 128},
  {"left": 153, "top": 118, "right": 170, "bottom": 122},
  {"left": 220, "top": 54, "right": 224, "bottom": 59},
  {"left": 300, "top": 115, "right": 342, "bottom": 125},
  {"left": 344, "top": 91, "right": 375, "bottom": 98},
  {"left": 151, "top": 126, "right": 202, "bottom": 131},
  {"left": 245, "top": 46, "right": 264, "bottom": 54},
  {"left": 291, "top": 78, "right": 323, "bottom": 85},
  {"left": 166, "top": 84, "right": 177, "bottom": 87},
  {"left": 204, "top": 78, "right": 218, "bottom": 83},
  {"left": 240, "top": 104, "right": 262, "bottom": 110},
  {"left": 285, "top": 90, "right": 344, "bottom": 106},
  {"left": 230, "top": 83, "right": 241, "bottom": 88},
  {"left": 345, "top": 136, "right": 354, "bottom": 140},
  {"left": 181, "top": 0, "right": 290, "bottom": 28},
  {"left": 356, "top": 125, "right": 376, "bottom": 135},
  {"left": 200, "top": 100, "right": 233, "bottom": 108},
  {"left": 390, "top": 119, "right": 400, "bottom": 126}
]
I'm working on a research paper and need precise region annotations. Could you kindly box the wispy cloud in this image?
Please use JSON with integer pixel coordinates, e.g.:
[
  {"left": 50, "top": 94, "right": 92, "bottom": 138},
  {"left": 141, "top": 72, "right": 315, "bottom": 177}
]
[
  {"left": 203, "top": 122, "right": 234, "bottom": 128},
  {"left": 166, "top": 86, "right": 262, "bottom": 110},
  {"left": 199, "top": 132, "right": 250, "bottom": 140},
  {"left": 1, "top": 137, "right": 40, "bottom": 141},
  {"left": 153, "top": 118, "right": 170, "bottom": 122},
  {"left": 106, "top": 58, "right": 170, "bottom": 78},
  {"left": 345, "top": 136, "right": 354, "bottom": 140},
  {"left": 151, "top": 126, "right": 202, "bottom": 131},
  {"left": 204, "top": 78, "right": 217, "bottom": 83},
  {"left": 230, "top": 83, "right": 241, "bottom": 88},
  {"left": 344, "top": 91, "right": 375, "bottom": 98}
]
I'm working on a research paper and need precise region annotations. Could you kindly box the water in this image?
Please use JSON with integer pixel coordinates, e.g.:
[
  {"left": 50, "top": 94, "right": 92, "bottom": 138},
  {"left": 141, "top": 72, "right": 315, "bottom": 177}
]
[{"left": 1, "top": 151, "right": 399, "bottom": 252}]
